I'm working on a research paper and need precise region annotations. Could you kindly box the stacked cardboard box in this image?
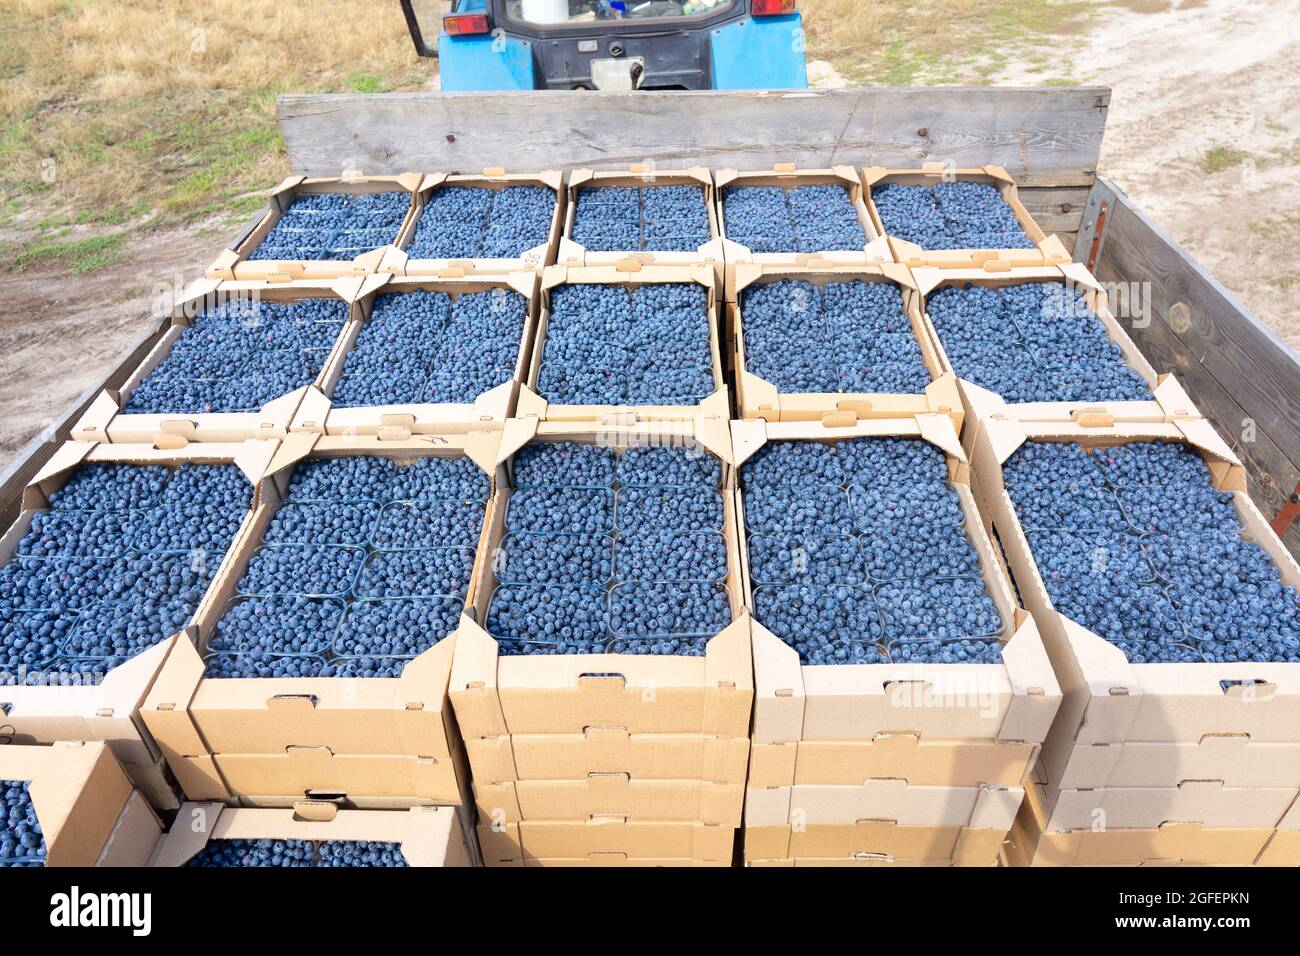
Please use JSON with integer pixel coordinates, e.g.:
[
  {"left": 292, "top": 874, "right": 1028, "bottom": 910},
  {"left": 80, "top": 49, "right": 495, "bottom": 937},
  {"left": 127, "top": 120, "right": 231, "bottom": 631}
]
[
  {"left": 0, "top": 741, "right": 163, "bottom": 867},
  {"left": 0, "top": 439, "right": 277, "bottom": 810},
  {"left": 139, "top": 431, "right": 507, "bottom": 855},
  {"left": 733, "top": 415, "right": 1062, "bottom": 865},
  {"left": 453, "top": 415, "right": 753, "bottom": 866},
  {"left": 970, "top": 395, "right": 1300, "bottom": 866}
]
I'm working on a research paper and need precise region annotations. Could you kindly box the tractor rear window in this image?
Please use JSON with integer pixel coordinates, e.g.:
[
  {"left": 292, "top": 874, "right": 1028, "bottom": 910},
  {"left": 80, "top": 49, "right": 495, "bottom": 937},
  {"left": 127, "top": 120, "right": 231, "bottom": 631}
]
[{"left": 506, "top": 0, "right": 732, "bottom": 26}]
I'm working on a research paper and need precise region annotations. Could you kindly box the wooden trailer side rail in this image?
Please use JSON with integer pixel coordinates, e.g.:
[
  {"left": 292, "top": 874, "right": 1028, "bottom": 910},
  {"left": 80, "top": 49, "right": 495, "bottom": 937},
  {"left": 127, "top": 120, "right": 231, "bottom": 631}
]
[{"left": 1077, "top": 176, "right": 1300, "bottom": 554}]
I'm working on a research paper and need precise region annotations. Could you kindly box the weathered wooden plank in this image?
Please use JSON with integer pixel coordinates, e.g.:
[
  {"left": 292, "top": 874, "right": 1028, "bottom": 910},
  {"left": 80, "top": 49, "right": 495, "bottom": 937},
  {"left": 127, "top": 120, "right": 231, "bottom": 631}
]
[
  {"left": 1019, "top": 185, "right": 1089, "bottom": 235},
  {"left": 277, "top": 88, "right": 1109, "bottom": 187},
  {"left": 1096, "top": 176, "right": 1300, "bottom": 467}
]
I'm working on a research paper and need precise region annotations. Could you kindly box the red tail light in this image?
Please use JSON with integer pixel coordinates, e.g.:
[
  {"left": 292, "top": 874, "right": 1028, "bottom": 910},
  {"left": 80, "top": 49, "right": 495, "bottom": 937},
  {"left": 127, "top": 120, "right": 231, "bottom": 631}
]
[
  {"left": 752, "top": 0, "right": 796, "bottom": 15},
  {"left": 444, "top": 13, "right": 490, "bottom": 35}
]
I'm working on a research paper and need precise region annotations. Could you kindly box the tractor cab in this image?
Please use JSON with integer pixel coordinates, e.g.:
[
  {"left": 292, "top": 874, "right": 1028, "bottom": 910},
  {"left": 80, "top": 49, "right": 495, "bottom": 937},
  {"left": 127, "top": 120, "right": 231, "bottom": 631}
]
[{"left": 400, "top": 0, "right": 807, "bottom": 91}]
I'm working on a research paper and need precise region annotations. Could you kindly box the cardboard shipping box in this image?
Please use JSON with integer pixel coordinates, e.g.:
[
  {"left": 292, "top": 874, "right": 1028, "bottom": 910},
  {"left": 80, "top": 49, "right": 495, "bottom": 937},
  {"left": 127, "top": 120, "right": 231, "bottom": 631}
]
[
  {"left": 151, "top": 801, "right": 472, "bottom": 867},
  {"left": 557, "top": 165, "right": 724, "bottom": 283},
  {"left": 743, "top": 818, "right": 1006, "bottom": 866},
  {"left": 478, "top": 818, "right": 734, "bottom": 867},
  {"left": 466, "top": 728, "right": 750, "bottom": 786},
  {"left": 290, "top": 271, "right": 540, "bottom": 438},
  {"left": 141, "top": 430, "right": 506, "bottom": 805},
  {"left": 72, "top": 277, "right": 368, "bottom": 445},
  {"left": 0, "top": 439, "right": 272, "bottom": 769},
  {"left": 207, "top": 172, "right": 422, "bottom": 281},
  {"left": 745, "top": 777, "right": 1025, "bottom": 830},
  {"left": 0, "top": 740, "right": 162, "bottom": 867},
  {"left": 476, "top": 776, "right": 743, "bottom": 826},
  {"left": 714, "top": 164, "right": 892, "bottom": 299},
  {"left": 733, "top": 415, "right": 1061, "bottom": 772},
  {"left": 860, "top": 164, "right": 1071, "bottom": 269},
  {"left": 518, "top": 262, "right": 730, "bottom": 425},
  {"left": 967, "top": 408, "right": 1300, "bottom": 779},
  {"left": 728, "top": 262, "right": 963, "bottom": 429},
  {"left": 450, "top": 414, "right": 754, "bottom": 743},
  {"left": 911, "top": 263, "right": 1197, "bottom": 443},
  {"left": 380, "top": 169, "right": 565, "bottom": 276}
]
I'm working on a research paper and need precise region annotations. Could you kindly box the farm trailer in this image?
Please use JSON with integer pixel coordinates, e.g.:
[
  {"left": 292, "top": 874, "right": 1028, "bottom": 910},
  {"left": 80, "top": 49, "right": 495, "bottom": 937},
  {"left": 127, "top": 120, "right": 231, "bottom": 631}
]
[{"left": 1, "top": 86, "right": 1297, "bottom": 563}]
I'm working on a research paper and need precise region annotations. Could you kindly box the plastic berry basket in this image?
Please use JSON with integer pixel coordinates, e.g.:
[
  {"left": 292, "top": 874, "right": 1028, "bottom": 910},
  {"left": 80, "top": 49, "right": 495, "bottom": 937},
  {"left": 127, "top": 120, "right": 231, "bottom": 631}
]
[
  {"left": 484, "top": 583, "right": 612, "bottom": 653},
  {"left": 847, "top": 482, "right": 967, "bottom": 535},
  {"left": 201, "top": 650, "right": 336, "bottom": 680},
  {"left": 330, "top": 596, "right": 464, "bottom": 661},
  {"left": 607, "top": 581, "right": 735, "bottom": 643},
  {"left": 613, "top": 486, "right": 726, "bottom": 535},
  {"left": 503, "top": 489, "right": 616, "bottom": 537},
  {"left": 747, "top": 533, "right": 867, "bottom": 588},
  {"left": 204, "top": 595, "right": 345, "bottom": 658},
  {"left": 750, "top": 583, "right": 889, "bottom": 662},
  {"left": 0, "top": 554, "right": 122, "bottom": 613},
  {"left": 371, "top": 499, "right": 489, "bottom": 551},
  {"left": 354, "top": 546, "right": 478, "bottom": 600},
  {"left": 15, "top": 509, "right": 134, "bottom": 561},
  {"left": 873, "top": 576, "right": 1009, "bottom": 644},
  {"left": 235, "top": 543, "right": 369, "bottom": 600},
  {"left": 380, "top": 170, "right": 564, "bottom": 276},
  {"left": 612, "top": 530, "right": 729, "bottom": 585},
  {"left": 495, "top": 532, "right": 616, "bottom": 587},
  {"left": 206, "top": 173, "right": 422, "bottom": 281},
  {"left": 261, "top": 501, "right": 383, "bottom": 549}
]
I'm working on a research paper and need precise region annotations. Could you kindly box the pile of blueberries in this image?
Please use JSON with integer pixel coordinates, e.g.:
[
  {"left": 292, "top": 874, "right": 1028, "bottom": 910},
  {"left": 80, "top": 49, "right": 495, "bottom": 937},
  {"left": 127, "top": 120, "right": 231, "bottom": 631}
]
[
  {"left": 741, "top": 278, "right": 931, "bottom": 394},
  {"left": 926, "top": 281, "right": 1150, "bottom": 403},
  {"left": 406, "top": 185, "right": 557, "bottom": 259},
  {"left": 742, "top": 437, "right": 1006, "bottom": 665},
  {"left": 330, "top": 288, "right": 527, "bottom": 407},
  {"left": 722, "top": 183, "right": 866, "bottom": 253},
  {"left": 570, "top": 184, "right": 711, "bottom": 252},
  {"left": 536, "top": 282, "right": 716, "bottom": 405},
  {"left": 186, "top": 838, "right": 407, "bottom": 867},
  {"left": 1004, "top": 440, "right": 1300, "bottom": 663},
  {"left": 1, "top": 781, "right": 45, "bottom": 867},
  {"left": 0, "top": 462, "right": 250, "bottom": 686},
  {"left": 870, "top": 181, "right": 1035, "bottom": 251},
  {"left": 202, "top": 454, "right": 489, "bottom": 679},
  {"left": 248, "top": 191, "right": 410, "bottom": 261},
  {"left": 125, "top": 297, "right": 349, "bottom": 415},
  {"left": 486, "top": 443, "right": 732, "bottom": 656}
]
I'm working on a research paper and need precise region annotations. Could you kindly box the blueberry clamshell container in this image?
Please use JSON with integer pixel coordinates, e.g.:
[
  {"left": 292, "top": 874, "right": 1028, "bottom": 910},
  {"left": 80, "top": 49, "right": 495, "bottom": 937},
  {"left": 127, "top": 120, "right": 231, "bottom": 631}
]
[
  {"left": 484, "top": 582, "right": 611, "bottom": 646},
  {"left": 204, "top": 595, "right": 346, "bottom": 657},
  {"left": 329, "top": 596, "right": 463, "bottom": 658},
  {"left": 354, "top": 545, "right": 478, "bottom": 600},
  {"left": 873, "top": 575, "right": 1008, "bottom": 643},
  {"left": 260, "top": 501, "right": 382, "bottom": 549},
  {"left": 0, "top": 555, "right": 121, "bottom": 612},
  {"left": 612, "top": 486, "right": 726, "bottom": 534},
  {"left": 611, "top": 530, "right": 729, "bottom": 585},
  {"left": 234, "top": 543, "right": 369, "bottom": 599},
  {"left": 503, "top": 490, "right": 616, "bottom": 536},
  {"left": 749, "top": 583, "right": 887, "bottom": 646},
  {"left": 744, "top": 533, "right": 865, "bottom": 587},
  {"left": 495, "top": 532, "right": 616, "bottom": 587},
  {"left": 607, "top": 581, "right": 734, "bottom": 641},
  {"left": 201, "top": 650, "right": 335, "bottom": 679}
]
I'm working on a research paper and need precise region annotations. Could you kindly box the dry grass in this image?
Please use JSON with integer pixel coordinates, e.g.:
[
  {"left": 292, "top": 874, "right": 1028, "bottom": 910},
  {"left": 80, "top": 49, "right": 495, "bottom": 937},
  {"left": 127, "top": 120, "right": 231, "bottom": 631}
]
[
  {"left": 799, "top": 0, "right": 1096, "bottom": 84},
  {"left": 0, "top": 0, "right": 424, "bottom": 236},
  {"left": 0, "top": 0, "right": 1098, "bottom": 269}
]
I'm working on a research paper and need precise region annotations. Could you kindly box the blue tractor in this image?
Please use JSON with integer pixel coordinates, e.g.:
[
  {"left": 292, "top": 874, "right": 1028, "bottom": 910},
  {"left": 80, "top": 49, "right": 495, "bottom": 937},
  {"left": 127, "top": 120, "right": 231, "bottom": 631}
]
[{"left": 399, "top": 0, "right": 808, "bottom": 91}]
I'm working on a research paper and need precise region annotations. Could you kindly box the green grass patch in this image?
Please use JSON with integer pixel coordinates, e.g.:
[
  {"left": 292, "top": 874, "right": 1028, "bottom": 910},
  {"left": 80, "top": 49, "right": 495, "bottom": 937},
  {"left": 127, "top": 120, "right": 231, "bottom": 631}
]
[
  {"left": 13, "top": 233, "right": 129, "bottom": 274},
  {"left": 1200, "top": 145, "right": 1250, "bottom": 174}
]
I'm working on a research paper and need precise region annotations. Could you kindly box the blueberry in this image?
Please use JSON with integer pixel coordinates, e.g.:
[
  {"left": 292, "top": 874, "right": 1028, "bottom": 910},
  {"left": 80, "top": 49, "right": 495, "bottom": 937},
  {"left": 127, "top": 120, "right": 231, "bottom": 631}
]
[{"left": 1, "top": 781, "right": 46, "bottom": 866}]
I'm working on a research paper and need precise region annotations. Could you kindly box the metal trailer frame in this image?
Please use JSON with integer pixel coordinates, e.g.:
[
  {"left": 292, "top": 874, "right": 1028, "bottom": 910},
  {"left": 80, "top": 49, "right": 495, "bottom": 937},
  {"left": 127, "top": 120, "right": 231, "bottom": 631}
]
[{"left": 3, "top": 88, "right": 1297, "bottom": 557}]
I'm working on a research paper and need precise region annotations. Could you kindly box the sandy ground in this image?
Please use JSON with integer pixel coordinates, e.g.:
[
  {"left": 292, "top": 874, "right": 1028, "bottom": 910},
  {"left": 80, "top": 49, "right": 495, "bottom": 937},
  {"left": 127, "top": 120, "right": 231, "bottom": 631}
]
[
  {"left": 994, "top": 0, "right": 1300, "bottom": 352},
  {"left": 0, "top": 227, "right": 223, "bottom": 465},
  {"left": 0, "top": 0, "right": 1295, "bottom": 473}
]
